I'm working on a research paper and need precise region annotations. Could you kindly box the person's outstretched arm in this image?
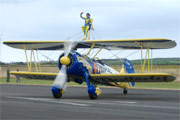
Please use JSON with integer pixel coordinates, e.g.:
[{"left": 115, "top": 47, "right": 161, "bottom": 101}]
[{"left": 80, "top": 12, "right": 86, "bottom": 20}]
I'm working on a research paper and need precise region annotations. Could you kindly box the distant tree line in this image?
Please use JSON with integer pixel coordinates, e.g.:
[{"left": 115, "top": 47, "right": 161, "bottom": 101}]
[
  {"left": 102, "top": 58, "right": 180, "bottom": 65},
  {"left": 1, "top": 58, "right": 180, "bottom": 66}
]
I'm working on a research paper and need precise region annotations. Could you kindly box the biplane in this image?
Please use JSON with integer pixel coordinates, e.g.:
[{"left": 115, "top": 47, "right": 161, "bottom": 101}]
[{"left": 3, "top": 37, "right": 176, "bottom": 99}]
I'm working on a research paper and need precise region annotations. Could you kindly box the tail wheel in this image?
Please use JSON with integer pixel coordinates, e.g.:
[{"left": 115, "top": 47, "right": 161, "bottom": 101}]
[{"left": 88, "top": 93, "right": 97, "bottom": 99}]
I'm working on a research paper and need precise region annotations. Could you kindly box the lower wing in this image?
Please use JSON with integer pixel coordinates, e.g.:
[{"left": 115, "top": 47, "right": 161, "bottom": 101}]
[
  {"left": 10, "top": 72, "right": 176, "bottom": 83},
  {"left": 10, "top": 71, "right": 57, "bottom": 80},
  {"left": 90, "top": 73, "right": 176, "bottom": 83}
]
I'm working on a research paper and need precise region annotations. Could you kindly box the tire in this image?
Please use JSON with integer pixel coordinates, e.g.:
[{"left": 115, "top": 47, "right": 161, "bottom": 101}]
[
  {"left": 88, "top": 93, "right": 98, "bottom": 99},
  {"left": 52, "top": 89, "right": 63, "bottom": 99}
]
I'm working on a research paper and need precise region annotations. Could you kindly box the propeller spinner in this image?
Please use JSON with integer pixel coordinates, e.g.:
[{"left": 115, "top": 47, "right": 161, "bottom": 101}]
[{"left": 60, "top": 56, "right": 70, "bottom": 65}]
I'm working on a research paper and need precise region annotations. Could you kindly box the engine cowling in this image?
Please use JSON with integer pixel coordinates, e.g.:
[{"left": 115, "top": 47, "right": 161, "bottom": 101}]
[{"left": 57, "top": 51, "right": 83, "bottom": 75}]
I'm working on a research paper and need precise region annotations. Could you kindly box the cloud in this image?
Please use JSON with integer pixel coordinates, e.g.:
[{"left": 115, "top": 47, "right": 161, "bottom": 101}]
[{"left": 0, "top": 0, "right": 179, "bottom": 62}]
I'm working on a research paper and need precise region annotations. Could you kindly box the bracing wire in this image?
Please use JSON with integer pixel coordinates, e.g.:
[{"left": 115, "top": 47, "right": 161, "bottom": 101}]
[
  {"left": 107, "top": 49, "right": 140, "bottom": 62},
  {"left": 65, "top": 31, "right": 82, "bottom": 40},
  {"left": 38, "top": 51, "right": 57, "bottom": 61},
  {"left": 91, "top": 30, "right": 96, "bottom": 40},
  {"left": 39, "top": 31, "right": 83, "bottom": 62},
  {"left": 93, "top": 30, "right": 101, "bottom": 39},
  {"left": 124, "top": 50, "right": 139, "bottom": 58},
  {"left": 109, "top": 50, "right": 125, "bottom": 59}
]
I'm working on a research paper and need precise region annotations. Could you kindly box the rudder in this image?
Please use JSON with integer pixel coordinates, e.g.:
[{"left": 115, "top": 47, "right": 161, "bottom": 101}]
[{"left": 123, "top": 59, "right": 135, "bottom": 86}]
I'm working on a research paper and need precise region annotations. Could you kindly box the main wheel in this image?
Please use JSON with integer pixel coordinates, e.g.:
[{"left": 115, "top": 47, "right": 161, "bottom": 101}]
[
  {"left": 123, "top": 89, "right": 128, "bottom": 94},
  {"left": 88, "top": 93, "right": 98, "bottom": 99},
  {"left": 52, "top": 92, "right": 62, "bottom": 99},
  {"left": 52, "top": 88, "right": 64, "bottom": 99}
]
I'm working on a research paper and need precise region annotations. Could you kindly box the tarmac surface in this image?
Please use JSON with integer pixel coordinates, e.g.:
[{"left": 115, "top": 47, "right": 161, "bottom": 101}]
[{"left": 0, "top": 84, "right": 180, "bottom": 120}]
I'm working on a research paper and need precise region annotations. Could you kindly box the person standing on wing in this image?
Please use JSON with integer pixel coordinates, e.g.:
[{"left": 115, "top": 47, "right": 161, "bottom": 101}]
[{"left": 80, "top": 12, "right": 94, "bottom": 40}]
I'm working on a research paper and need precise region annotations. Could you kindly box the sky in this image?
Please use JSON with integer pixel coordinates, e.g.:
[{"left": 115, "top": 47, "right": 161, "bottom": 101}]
[{"left": 0, "top": 0, "right": 179, "bottom": 63}]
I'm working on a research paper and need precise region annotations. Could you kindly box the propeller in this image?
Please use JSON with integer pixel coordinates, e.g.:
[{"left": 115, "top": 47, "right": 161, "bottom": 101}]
[{"left": 53, "top": 41, "right": 77, "bottom": 91}]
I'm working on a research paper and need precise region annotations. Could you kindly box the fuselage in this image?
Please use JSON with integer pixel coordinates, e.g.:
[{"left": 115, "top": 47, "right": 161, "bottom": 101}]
[{"left": 57, "top": 51, "right": 135, "bottom": 88}]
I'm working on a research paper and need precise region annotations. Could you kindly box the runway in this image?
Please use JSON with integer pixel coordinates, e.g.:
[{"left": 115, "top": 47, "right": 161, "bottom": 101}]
[{"left": 1, "top": 84, "right": 179, "bottom": 120}]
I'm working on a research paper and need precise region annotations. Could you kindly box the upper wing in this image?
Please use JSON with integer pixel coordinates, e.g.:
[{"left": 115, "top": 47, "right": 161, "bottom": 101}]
[
  {"left": 90, "top": 73, "right": 176, "bottom": 83},
  {"left": 3, "top": 38, "right": 176, "bottom": 50},
  {"left": 86, "top": 38, "right": 176, "bottom": 49}
]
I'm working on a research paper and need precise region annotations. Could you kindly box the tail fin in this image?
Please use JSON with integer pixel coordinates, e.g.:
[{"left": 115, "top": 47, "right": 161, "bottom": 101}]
[{"left": 123, "top": 59, "right": 135, "bottom": 86}]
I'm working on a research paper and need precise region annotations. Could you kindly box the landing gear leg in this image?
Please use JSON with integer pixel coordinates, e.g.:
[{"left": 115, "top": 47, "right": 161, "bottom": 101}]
[
  {"left": 123, "top": 88, "right": 128, "bottom": 94},
  {"left": 84, "top": 72, "right": 101, "bottom": 99}
]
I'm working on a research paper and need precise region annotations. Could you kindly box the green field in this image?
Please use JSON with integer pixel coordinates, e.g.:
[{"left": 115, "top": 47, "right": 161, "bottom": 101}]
[
  {"left": 103, "top": 58, "right": 180, "bottom": 65},
  {"left": 0, "top": 78, "right": 179, "bottom": 90}
]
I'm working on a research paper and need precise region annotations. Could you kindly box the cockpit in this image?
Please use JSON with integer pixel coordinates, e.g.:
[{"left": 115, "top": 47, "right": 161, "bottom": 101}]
[{"left": 94, "top": 57, "right": 104, "bottom": 65}]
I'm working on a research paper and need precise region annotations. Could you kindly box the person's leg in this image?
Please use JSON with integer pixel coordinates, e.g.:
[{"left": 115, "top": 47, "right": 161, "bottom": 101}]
[
  {"left": 81, "top": 26, "right": 85, "bottom": 34},
  {"left": 83, "top": 26, "right": 89, "bottom": 40},
  {"left": 87, "top": 29, "right": 90, "bottom": 40}
]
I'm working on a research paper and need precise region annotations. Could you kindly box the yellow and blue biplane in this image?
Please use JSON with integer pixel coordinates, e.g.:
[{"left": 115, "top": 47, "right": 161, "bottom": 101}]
[{"left": 3, "top": 37, "right": 177, "bottom": 99}]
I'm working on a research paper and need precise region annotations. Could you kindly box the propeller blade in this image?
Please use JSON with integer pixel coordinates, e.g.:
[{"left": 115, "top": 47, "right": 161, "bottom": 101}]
[
  {"left": 53, "top": 65, "right": 67, "bottom": 89},
  {"left": 53, "top": 40, "right": 78, "bottom": 90}
]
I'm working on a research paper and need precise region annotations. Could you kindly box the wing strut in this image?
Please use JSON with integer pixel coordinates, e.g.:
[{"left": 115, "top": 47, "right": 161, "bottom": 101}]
[
  {"left": 23, "top": 44, "right": 41, "bottom": 72},
  {"left": 84, "top": 43, "right": 95, "bottom": 59},
  {"left": 137, "top": 42, "right": 153, "bottom": 73},
  {"left": 91, "top": 47, "right": 103, "bottom": 61},
  {"left": 23, "top": 44, "right": 30, "bottom": 72}
]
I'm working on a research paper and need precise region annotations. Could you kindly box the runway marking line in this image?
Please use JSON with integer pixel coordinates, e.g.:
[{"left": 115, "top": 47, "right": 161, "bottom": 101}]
[
  {"left": 115, "top": 101, "right": 136, "bottom": 104},
  {"left": 6, "top": 96, "right": 90, "bottom": 107},
  {"left": 6, "top": 96, "right": 179, "bottom": 110},
  {"left": 61, "top": 99, "right": 179, "bottom": 110}
]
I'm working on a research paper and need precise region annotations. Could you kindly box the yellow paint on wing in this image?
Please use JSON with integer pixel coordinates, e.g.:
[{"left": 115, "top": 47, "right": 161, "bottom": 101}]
[{"left": 10, "top": 71, "right": 58, "bottom": 76}]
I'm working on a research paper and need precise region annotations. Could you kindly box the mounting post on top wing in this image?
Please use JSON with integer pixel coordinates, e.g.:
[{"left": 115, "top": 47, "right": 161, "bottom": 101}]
[{"left": 84, "top": 43, "right": 95, "bottom": 59}]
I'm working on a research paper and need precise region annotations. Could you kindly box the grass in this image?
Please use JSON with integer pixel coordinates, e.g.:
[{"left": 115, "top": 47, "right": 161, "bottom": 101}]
[
  {"left": 0, "top": 78, "right": 180, "bottom": 90},
  {"left": 134, "top": 82, "right": 180, "bottom": 89},
  {"left": 103, "top": 58, "right": 180, "bottom": 65},
  {"left": 0, "top": 78, "right": 86, "bottom": 86},
  {"left": 0, "top": 78, "right": 53, "bottom": 85}
]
